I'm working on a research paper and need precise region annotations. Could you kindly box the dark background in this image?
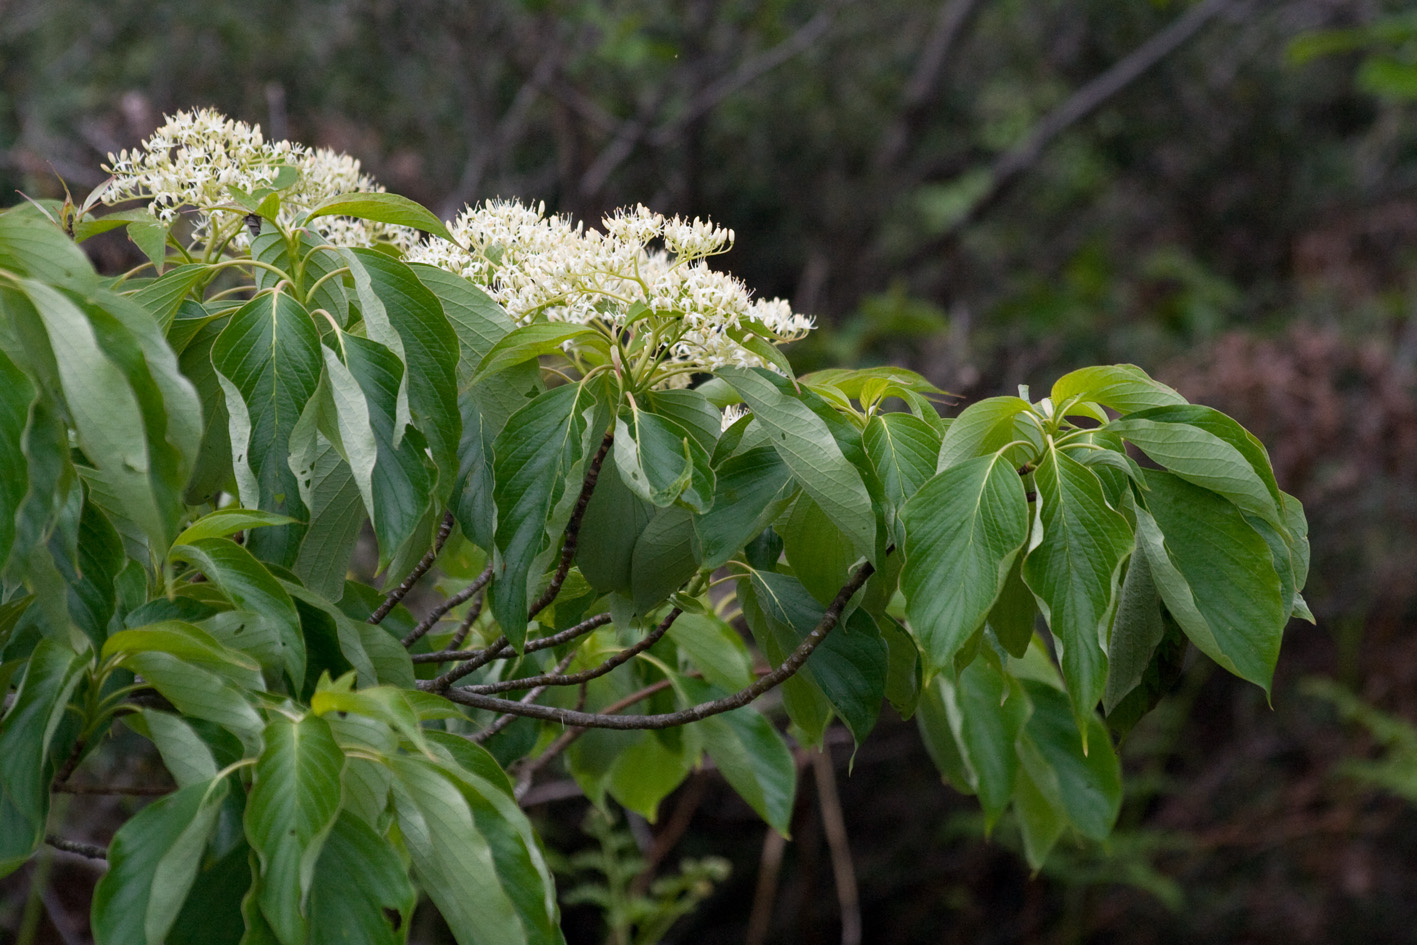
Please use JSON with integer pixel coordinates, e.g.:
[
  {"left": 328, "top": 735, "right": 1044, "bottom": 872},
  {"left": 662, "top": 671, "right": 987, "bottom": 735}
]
[{"left": 3, "top": 0, "right": 1417, "bottom": 941}]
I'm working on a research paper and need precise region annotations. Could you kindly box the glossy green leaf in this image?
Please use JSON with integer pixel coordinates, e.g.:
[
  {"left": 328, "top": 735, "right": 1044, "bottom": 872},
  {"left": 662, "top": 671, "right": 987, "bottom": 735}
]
[
  {"left": 576, "top": 450, "right": 654, "bottom": 595},
  {"left": 341, "top": 249, "right": 460, "bottom": 499},
  {"left": 0, "top": 203, "right": 94, "bottom": 284},
  {"left": 284, "top": 583, "right": 414, "bottom": 689},
  {"left": 937, "top": 396, "right": 1031, "bottom": 470},
  {"left": 1132, "top": 471, "right": 1285, "bottom": 693},
  {"left": 409, "top": 263, "right": 515, "bottom": 386},
  {"left": 900, "top": 452, "right": 1030, "bottom": 675},
  {"left": 927, "top": 659, "right": 1030, "bottom": 830},
  {"left": 717, "top": 366, "right": 876, "bottom": 559},
  {"left": 339, "top": 333, "right": 435, "bottom": 564},
  {"left": 171, "top": 538, "right": 305, "bottom": 687},
  {"left": 1022, "top": 447, "right": 1133, "bottom": 721},
  {"left": 1016, "top": 679, "right": 1122, "bottom": 842},
  {"left": 132, "top": 263, "right": 207, "bottom": 329},
  {"left": 1050, "top": 364, "right": 1187, "bottom": 415},
  {"left": 781, "top": 493, "right": 857, "bottom": 608},
  {"left": 245, "top": 714, "right": 345, "bottom": 945},
  {"left": 606, "top": 731, "right": 694, "bottom": 823},
  {"left": 863, "top": 411, "right": 942, "bottom": 538},
  {"left": 490, "top": 381, "right": 605, "bottom": 648},
  {"left": 307, "top": 192, "right": 453, "bottom": 241},
  {"left": 475, "top": 322, "right": 600, "bottom": 379},
  {"left": 211, "top": 289, "right": 323, "bottom": 562},
  {"left": 644, "top": 388, "right": 722, "bottom": 453},
  {"left": 288, "top": 435, "right": 364, "bottom": 600},
  {"left": 631, "top": 506, "right": 701, "bottom": 612},
  {"left": 1103, "top": 539, "right": 1168, "bottom": 715},
  {"left": 0, "top": 639, "right": 88, "bottom": 876},
  {"left": 92, "top": 778, "right": 229, "bottom": 945},
  {"left": 17, "top": 278, "right": 178, "bottom": 549},
  {"left": 1107, "top": 408, "right": 1284, "bottom": 529},
  {"left": 104, "top": 621, "right": 264, "bottom": 690},
  {"left": 173, "top": 509, "right": 297, "bottom": 549}
]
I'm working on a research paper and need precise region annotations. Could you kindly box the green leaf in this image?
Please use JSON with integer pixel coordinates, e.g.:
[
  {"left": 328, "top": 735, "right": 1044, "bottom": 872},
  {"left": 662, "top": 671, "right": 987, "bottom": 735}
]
[
  {"left": 391, "top": 756, "right": 565, "bottom": 945},
  {"left": 475, "top": 322, "right": 601, "bottom": 378},
  {"left": 307, "top": 192, "right": 454, "bottom": 241},
  {"left": 490, "top": 381, "right": 606, "bottom": 647},
  {"left": 781, "top": 493, "right": 856, "bottom": 607},
  {"left": 127, "top": 219, "right": 171, "bottom": 273},
  {"left": 645, "top": 388, "right": 723, "bottom": 453},
  {"left": 695, "top": 444, "right": 795, "bottom": 569},
  {"left": 576, "top": 450, "right": 653, "bottom": 596},
  {"left": 15, "top": 278, "right": 180, "bottom": 550},
  {"left": 135, "top": 709, "right": 219, "bottom": 788},
  {"left": 0, "top": 640, "right": 88, "bottom": 876},
  {"left": 614, "top": 404, "right": 689, "bottom": 507},
  {"left": 0, "top": 203, "right": 94, "bottom": 285},
  {"left": 289, "top": 436, "right": 365, "bottom": 600},
  {"left": 899, "top": 453, "right": 1030, "bottom": 675},
  {"left": 336, "top": 333, "right": 435, "bottom": 565},
  {"left": 631, "top": 506, "right": 701, "bottom": 612},
  {"left": 123, "top": 650, "right": 264, "bottom": 745},
  {"left": 683, "top": 678, "right": 796, "bottom": 835},
  {"left": 937, "top": 396, "right": 1032, "bottom": 470},
  {"left": 173, "top": 509, "right": 297, "bottom": 548},
  {"left": 171, "top": 538, "right": 305, "bottom": 687},
  {"left": 1021, "top": 447, "right": 1133, "bottom": 722},
  {"left": 717, "top": 366, "right": 876, "bottom": 560},
  {"left": 409, "top": 263, "right": 516, "bottom": 386},
  {"left": 306, "top": 812, "right": 416, "bottom": 945},
  {"left": 1132, "top": 471, "right": 1285, "bottom": 693},
  {"left": 0, "top": 347, "right": 33, "bottom": 570},
  {"left": 987, "top": 553, "right": 1037, "bottom": 658},
  {"left": 926, "top": 659, "right": 1030, "bottom": 830},
  {"left": 863, "top": 412, "right": 942, "bottom": 538},
  {"left": 131, "top": 263, "right": 207, "bottom": 331},
  {"left": 744, "top": 571, "right": 888, "bottom": 744},
  {"left": 245, "top": 714, "right": 345, "bottom": 945},
  {"left": 211, "top": 290, "right": 323, "bottom": 562},
  {"left": 1016, "top": 679, "right": 1122, "bottom": 843},
  {"left": 92, "top": 778, "right": 229, "bottom": 945},
  {"left": 1106, "top": 407, "right": 1284, "bottom": 529},
  {"left": 284, "top": 583, "right": 414, "bottom": 689},
  {"left": 103, "top": 621, "right": 264, "bottom": 690},
  {"left": 665, "top": 611, "right": 754, "bottom": 691},
  {"left": 606, "top": 731, "right": 694, "bottom": 822},
  {"left": 341, "top": 250, "right": 461, "bottom": 500},
  {"left": 1104, "top": 540, "right": 1168, "bottom": 716},
  {"left": 1050, "top": 364, "right": 1187, "bottom": 415}
]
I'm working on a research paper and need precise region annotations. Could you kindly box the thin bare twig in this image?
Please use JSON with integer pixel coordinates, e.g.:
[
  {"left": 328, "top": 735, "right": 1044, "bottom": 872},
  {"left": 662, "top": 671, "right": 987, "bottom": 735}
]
[
  {"left": 369, "top": 511, "right": 456, "bottom": 625},
  {"left": 435, "top": 559, "right": 876, "bottom": 729},
  {"left": 813, "top": 750, "right": 861, "bottom": 945},
  {"left": 460, "top": 608, "right": 680, "bottom": 695},
  {"left": 45, "top": 835, "right": 106, "bottom": 860},
  {"left": 527, "top": 429, "right": 615, "bottom": 619},
  {"left": 470, "top": 650, "right": 577, "bottom": 744},
  {"left": 401, "top": 565, "right": 494, "bottom": 648}
]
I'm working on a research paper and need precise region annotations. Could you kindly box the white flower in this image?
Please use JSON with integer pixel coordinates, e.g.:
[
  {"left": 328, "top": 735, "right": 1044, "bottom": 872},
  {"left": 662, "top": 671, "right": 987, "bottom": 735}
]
[
  {"left": 102, "top": 109, "right": 415, "bottom": 250},
  {"left": 720, "top": 404, "right": 749, "bottom": 431},
  {"left": 408, "top": 200, "right": 814, "bottom": 386}
]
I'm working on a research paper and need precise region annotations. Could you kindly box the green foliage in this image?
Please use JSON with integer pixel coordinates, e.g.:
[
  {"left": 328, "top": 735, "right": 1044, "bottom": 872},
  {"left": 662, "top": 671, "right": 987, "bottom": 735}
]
[{"left": 0, "top": 148, "right": 1309, "bottom": 943}]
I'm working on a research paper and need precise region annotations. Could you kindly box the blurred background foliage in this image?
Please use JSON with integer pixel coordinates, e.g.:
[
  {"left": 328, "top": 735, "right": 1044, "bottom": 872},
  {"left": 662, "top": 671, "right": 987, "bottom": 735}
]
[{"left": 3, "top": 0, "right": 1417, "bottom": 942}]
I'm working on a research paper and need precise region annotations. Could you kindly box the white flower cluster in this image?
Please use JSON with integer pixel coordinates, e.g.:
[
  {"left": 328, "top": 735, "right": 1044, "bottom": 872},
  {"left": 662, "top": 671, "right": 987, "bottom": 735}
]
[
  {"left": 409, "top": 200, "right": 814, "bottom": 384},
  {"left": 102, "top": 108, "right": 414, "bottom": 250}
]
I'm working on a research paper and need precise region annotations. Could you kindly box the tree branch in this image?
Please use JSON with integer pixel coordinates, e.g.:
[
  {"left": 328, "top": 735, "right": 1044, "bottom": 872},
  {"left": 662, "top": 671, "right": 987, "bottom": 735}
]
[
  {"left": 369, "top": 510, "right": 456, "bottom": 625},
  {"left": 436, "top": 559, "right": 875, "bottom": 729},
  {"left": 461, "top": 608, "right": 680, "bottom": 695},
  {"left": 401, "top": 565, "right": 494, "bottom": 648},
  {"left": 45, "top": 835, "right": 106, "bottom": 860}
]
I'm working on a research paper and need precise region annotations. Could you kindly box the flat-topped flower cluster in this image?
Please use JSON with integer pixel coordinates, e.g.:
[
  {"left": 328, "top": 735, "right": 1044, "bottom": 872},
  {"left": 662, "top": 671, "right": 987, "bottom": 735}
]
[
  {"left": 103, "top": 108, "right": 415, "bottom": 250},
  {"left": 410, "top": 201, "right": 814, "bottom": 383},
  {"left": 101, "top": 109, "right": 813, "bottom": 385}
]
